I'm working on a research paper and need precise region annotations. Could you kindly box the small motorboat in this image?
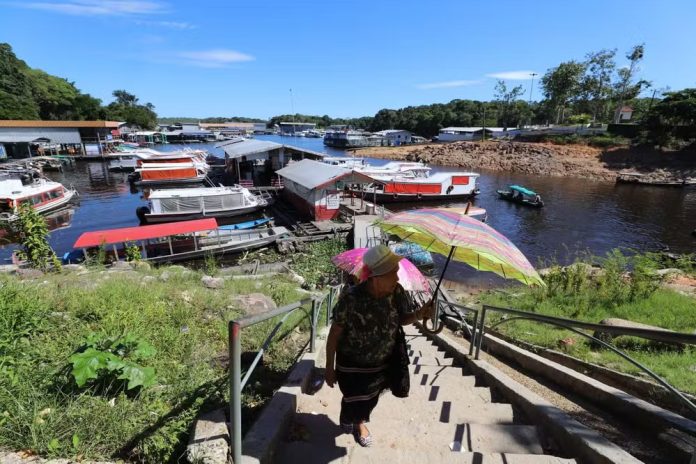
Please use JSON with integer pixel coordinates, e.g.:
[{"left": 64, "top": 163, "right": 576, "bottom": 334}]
[
  {"left": 497, "top": 185, "right": 544, "bottom": 208},
  {"left": 218, "top": 217, "right": 272, "bottom": 231}
]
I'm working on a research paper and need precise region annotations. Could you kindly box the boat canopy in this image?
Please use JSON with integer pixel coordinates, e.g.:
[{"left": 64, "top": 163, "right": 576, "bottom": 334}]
[
  {"left": 74, "top": 218, "right": 218, "bottom": 248},
  {"left": 509, "top": 185, "right": 537, "bottom": 196}
]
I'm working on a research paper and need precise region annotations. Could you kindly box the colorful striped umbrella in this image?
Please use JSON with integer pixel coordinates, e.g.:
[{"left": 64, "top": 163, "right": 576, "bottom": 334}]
[
  {"left": 331, "top": 247, "right": 431, "bottom": 292},
  {"left": 374, "top": 206, "right": 545, "bottom": 288}
]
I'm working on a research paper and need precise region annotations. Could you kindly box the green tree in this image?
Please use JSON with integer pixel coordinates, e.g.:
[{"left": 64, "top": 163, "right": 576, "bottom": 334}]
[
  {"left": 582, "top": 49, "right": 616, "bottom": 124},
  {"left": 24, "top": 69, "right": 79, "bottom": 120},
  {"left": 0, "top": 43, "right": 40, "bottom": 119},
  {"left": 493, "top": 80, "right": 524, "bottom": 128},
  {"left": 104, "top": 90, "right": 157, "bottom": 129},
  {"left": 612, "top": 44, "right": 650, "bottom": 123},
  {"left": 541, "top": 61, "right": 585, "bottom": 124}
]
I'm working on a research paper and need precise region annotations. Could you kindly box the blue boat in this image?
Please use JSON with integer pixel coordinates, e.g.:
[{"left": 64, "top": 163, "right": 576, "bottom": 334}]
[{"left": 218, "top": 217, "right": 272, "bottom": 231}]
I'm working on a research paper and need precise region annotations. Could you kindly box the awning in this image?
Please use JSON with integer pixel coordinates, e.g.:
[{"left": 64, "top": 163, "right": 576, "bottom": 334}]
[
  {"left": 74, "top": 218, "right": 218, "bottom": 248},
  {"left": 0, "top": 127, "right": 82, "bottom": 144}
]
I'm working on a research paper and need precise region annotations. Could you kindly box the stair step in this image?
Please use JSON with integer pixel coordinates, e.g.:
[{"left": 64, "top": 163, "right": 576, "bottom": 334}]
[
  {"left": 406, "top": 383, "right": 492, "bottom": 403},
  {"left": 277, "top": 443, "right": 574, "bottom": 463},
  {"left": 410, "top": 355, "right": 454, "bottom": 366},
  {"left": 371, "top": 399, "right": 515, "bottom": 425},
  {"left": 410, "top": 369, "right": 479, "bottom": 389},
  {"left": 467, "top": 423, "right": 543, "bottom": 454}
]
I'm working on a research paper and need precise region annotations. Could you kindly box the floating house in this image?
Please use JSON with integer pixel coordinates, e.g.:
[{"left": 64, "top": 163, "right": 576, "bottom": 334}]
[
  {"left": 278, "top": 122, "right": 316, "bottom": 135},
  {"left": 216, "top": 139, "right": 326, "bottom": 185},
  {"left": 275, "top": 159, "right": 373, "bottom": 220},
  {"left": 374, "top": 129, "right": 412, "bottom": 146}
]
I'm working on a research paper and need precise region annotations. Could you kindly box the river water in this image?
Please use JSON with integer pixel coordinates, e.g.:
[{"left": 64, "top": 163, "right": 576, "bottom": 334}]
[{"left": 2, "top": 135, "right": 694, "bottom": 286}]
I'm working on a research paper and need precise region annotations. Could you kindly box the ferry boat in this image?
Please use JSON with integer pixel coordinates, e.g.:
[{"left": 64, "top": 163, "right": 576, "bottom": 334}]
[
  {"left": 129, "top": 162, "right": 209, "bottom": 186},
  {"left": 65, "top": 218, "right": 292, "bottom": 265},
  {"left": 0, "top": 171, "right": 77, "bottom": 222},
  {"left": 136, "top": 185, "right": 271, "bottom": 224},
  {"left": 352, "top": 171, "right": 480, "bottom": 202},
  {"left": 323, "top": 130, "right": 387, "bottom": 148}
]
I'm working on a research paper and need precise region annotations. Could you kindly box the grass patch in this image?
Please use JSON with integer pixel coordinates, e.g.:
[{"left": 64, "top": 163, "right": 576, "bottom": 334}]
[
  {"left": 478, "top": 250, "right": 696, "bottom": 394},
  {"left": 0, "top": 265, "right": 312, "bottom": 462}
]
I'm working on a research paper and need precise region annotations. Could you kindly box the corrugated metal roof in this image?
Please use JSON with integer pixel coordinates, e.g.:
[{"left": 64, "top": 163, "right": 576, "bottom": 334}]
[
  {"left": 0, "top": 128, "right": 82, "bottom": 144},
  {"left": 0, "top": 120, "right": 122, "bottom": 128},
  {"left": 217, "top": 139, "right": 283, "bottom": 159},
  {"left": 274, "top": 159, "right": 377, "bottom": 190},
  {"left": 375, "top": 130, "right": 410, "bottom": 135}
]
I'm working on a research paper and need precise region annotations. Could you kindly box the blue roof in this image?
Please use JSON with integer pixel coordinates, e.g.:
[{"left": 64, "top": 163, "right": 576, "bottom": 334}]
[{"left": 510, "top": 185, "right": 537, "bottom": 196}]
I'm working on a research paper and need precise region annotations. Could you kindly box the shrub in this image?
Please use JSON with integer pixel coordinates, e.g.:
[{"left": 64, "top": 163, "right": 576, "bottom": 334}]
[{"left": 12, "top": 203, "right": 61, "bottom": 271}]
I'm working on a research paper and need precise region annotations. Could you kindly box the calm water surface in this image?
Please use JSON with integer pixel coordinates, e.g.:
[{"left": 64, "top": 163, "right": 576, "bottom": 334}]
[{"left": 2, "top": 135, "right": 694, "bottom": 286}]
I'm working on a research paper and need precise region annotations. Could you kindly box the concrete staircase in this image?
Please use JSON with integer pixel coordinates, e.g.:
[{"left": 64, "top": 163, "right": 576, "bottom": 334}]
[{"left": 274, "top": 326, "right": 576, "bottom": 464}]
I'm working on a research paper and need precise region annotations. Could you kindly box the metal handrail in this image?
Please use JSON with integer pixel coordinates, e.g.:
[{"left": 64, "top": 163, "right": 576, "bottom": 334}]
[
  {"left": 436, "top": 298, "right": 479, "bottom": 356},
  {"left": 228, "top": 285, "right": 343, "bottom": 464},
  {"left": 475, "top": 304, "right": 696, "bottom": 417}
]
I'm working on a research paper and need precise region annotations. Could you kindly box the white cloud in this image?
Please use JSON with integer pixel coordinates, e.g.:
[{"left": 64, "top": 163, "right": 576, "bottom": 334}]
[
  {"left": 486, "top": 71, "right": 538, "bottom": 80},
  {"left": 417, "top": 79, "right": 481, "bottom": 89},
  {"left": 177, "top": 49, "right": 255, "bottom": 68},
  {"left": 136, "top": 20, "right": 196, "bottom": 29},
  {"left": 17, "top": 0, "right": 166, "bottom": 16}
]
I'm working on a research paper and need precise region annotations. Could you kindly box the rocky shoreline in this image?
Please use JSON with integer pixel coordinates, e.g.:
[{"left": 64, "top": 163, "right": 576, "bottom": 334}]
[{"left": 354, "top": 141, "right": 696, "bottom": 183}]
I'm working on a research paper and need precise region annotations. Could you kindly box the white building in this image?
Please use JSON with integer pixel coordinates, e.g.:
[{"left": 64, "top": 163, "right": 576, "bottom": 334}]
[
  {"left": 374, "top": 129, "right": 412, "bottom": 146},
  {"left": 438, "top": 127, "right": 508, "bottom": 142}
]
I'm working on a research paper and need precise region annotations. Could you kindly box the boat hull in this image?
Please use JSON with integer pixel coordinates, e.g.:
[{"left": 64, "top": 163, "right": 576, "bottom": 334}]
[
  {"left": 496, "top": 190, "right": 544, "bottom": 207},
  {"left": 350, "top": 189, "right": 479, "bottom": 203},
  {"left": 0, "top": 189, "right": 77, "bottom": 222},
  {"left": 139, "top": 204, "right": 266, "bottom": 224}
]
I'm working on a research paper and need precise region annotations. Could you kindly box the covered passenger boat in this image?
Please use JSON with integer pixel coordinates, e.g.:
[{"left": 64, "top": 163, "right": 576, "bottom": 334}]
[{"left": 66, "top": 218, "right": 291, "bottom": 264}]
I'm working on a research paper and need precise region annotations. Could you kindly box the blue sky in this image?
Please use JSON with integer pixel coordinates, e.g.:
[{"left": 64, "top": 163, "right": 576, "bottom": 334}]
[{"left": 1, "top": 0, "right": 695, "bottom": 119}]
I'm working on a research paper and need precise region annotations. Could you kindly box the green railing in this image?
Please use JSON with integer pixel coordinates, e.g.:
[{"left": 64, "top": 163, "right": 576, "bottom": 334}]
[
  {"left": 467, "top": 304, "right": 696, "bottom": 416},
  {"left": 228, "top": 284, "right": 343, "bottom": 463}
]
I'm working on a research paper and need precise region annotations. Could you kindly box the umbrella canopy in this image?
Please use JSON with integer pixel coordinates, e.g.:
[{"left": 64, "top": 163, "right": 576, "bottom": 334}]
[
  {"left": 331, "top": 247, "right": 431, "bottom": 292},
  {"left": 374, "top": 207, "right": 544, "bottom": 286}
]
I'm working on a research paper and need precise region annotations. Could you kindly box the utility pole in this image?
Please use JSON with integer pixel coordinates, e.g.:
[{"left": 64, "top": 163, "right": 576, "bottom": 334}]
[
  {"left": 528, "top": 72, "right": 538, "bottom": 128},
  {"left": 289, "top": 88, "right": 295, "bottom": 135}
]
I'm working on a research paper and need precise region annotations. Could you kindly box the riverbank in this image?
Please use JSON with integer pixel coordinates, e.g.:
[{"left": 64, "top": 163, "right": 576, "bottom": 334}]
[{"left": 354, "top": 141, "right": 696, "bottom": 182}]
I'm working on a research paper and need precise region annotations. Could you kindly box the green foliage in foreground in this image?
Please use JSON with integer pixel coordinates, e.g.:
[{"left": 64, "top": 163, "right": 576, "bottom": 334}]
[
  {"left": 479, "top": 250, "right": 696, "bottom": 394},
  {"left": 0, "top": 267, "right": 309, "bottom": 462},
  {"left": 11, "top": 203, "right": 61, "bottom": 271}
]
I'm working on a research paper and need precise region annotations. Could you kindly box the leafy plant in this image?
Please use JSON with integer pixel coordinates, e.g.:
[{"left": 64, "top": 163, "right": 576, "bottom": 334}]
[
  {"left": 124, "top": 242, "right": 141, "bottom": 262},
  {"left": 12, "top": 202, "right": 61, "bottom": 271},
  {"left": 68, "top": 333, "right": 157, "bottom": 392},
  {"left": 203, "top": 251, "right": 219, "bottom": 276}
]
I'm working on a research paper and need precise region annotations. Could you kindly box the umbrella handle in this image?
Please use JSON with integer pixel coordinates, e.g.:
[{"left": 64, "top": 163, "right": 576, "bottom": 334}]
[{"left": 421, "top": 246, "right": 456, "bottom": 335}]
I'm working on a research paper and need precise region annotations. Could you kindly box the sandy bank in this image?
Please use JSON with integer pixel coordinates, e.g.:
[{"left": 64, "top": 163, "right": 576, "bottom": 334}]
[{"left": 353, "top": 141, "right": 696, "bottom": 182}]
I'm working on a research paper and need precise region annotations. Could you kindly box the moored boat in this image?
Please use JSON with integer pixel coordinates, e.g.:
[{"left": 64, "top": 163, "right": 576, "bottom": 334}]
[
  {"left": 497, "top": 185, "right": 544, "bottom": 207},
  {"left": 218, "top": 217, "right": 272, "bottom": 230},
  {"left": 65, "top": 218, "right": 292, "bottom": 264},
  {"left": 136, "top": 185, "right": 271, "bottom": 224},
  {"left": 0, "top": 171, "right": 77, "bottom": 222},
  {"left": 129, "top": 162, "right": 209, "bottom": 186},
  {"left": 352, "top": 171, "right": 480, "bottom": 202}
]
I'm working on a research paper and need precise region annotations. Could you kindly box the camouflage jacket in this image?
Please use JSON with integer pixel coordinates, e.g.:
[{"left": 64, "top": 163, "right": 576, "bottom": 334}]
[{"left": 332, "top": 282, "right": 408, "bottom": 366}]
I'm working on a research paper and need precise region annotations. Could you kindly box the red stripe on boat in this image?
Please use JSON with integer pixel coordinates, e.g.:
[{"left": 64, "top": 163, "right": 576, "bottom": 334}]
[{"left": 74, "top": 218, "right": 218, "bottom": 248}]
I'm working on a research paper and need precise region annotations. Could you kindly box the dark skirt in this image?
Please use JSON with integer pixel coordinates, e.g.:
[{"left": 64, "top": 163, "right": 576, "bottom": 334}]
[{"left": 335, "top": 352, "right": 390, "bottom": 424}]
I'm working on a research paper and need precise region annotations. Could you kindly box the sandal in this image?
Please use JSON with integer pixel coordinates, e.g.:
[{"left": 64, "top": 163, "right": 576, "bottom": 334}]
[{"left": 354, "top": 425, "right": 373, "bottom": 447}]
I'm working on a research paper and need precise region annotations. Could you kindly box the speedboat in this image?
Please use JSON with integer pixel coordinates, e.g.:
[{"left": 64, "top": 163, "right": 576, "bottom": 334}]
[{"left": 0, "top": 170, "right": 77, "bottom": 222}]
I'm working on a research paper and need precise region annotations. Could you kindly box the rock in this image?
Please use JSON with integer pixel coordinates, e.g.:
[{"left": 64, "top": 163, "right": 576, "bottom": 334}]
[
  {"left": 186, "top": 409, "right": 229, "bottom": 464},
  {"left": 16, "top": 268, "right": 44, "bottom": 279},
  {"left": 229, "top": 293, "right": 277, "bottom": 316},
  {"left": 110, "top": 261, "right": 131, "bottom": 270},
  {"left": 0, "top": 264, "right": 18, "bottom": 274},
  {"left": 167, "top": 265, "right": 188, "bottom": 273},
  {"left": 201, "top": 275, "right": 224, "bottom": 289},
  {"left": 130, "top": 260, "right": 151, "bottom": 271},
  {"left": 653, "top": 268, "right": 685, "bottom": 278},
  {"left": 288, "top": 271, "right": 305, "bottom": 285},
  {"left": 159, "top": 271, "right": 171, "bottom": 282},
  {"left": 62, "top": 264, "right": 86, "bottom": 273},
  {"left": 142, "top": 275, "right": 156, "bottom": 283}
]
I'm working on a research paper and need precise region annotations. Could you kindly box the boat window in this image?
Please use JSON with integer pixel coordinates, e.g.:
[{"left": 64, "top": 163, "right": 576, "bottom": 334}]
[
  {"left": 203, "top": 195, "right": 225, "bottom": 211},
  {"left": 0, "top": 201, "right": 12, "bottom": 213},
  {"left": 31, "top": 195, "right": 43, "bottom": 205}
]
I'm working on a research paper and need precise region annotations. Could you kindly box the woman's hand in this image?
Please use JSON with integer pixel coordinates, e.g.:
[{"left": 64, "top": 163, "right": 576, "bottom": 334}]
[
  {"left": 325, "top": 366, "right": 336, "bottom": 388},
  {"left": 419, "top": 299, "right": 435, "bottom": 321}
]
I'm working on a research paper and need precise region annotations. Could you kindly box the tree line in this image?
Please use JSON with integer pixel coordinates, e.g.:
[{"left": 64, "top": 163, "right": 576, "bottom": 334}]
[{"left": 0, "top": 43, "right": 158, "bottom": 129}]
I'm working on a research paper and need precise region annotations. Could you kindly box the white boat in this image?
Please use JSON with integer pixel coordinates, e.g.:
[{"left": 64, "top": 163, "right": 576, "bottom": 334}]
[
  {"left": 355, "top": 161, "right": 431, "bottom": 179},
  {"left": 323, "top": 156, "right": 367, "bottom": 168},
  {"left": 106, "top": 148, "right": 209, "bottom": 172},
  {"left": 352, "top": 170, "right": 480, "bottom": 202},
  {"left": 130, "top": 161, "right": 209, "bottom": 186},
  {"left": 0, "top": 171, "right": 77, "bottom": 222},
  {"left": 136, "top": 185, "right": 271, "bottom": 224}
]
